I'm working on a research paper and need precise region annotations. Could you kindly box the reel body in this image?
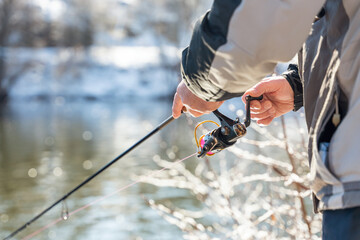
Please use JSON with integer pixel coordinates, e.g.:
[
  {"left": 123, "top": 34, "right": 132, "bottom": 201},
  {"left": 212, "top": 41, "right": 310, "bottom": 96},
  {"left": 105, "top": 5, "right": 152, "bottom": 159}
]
[{"left": 195, "top": 95, "right": 263, "bottom": 158}]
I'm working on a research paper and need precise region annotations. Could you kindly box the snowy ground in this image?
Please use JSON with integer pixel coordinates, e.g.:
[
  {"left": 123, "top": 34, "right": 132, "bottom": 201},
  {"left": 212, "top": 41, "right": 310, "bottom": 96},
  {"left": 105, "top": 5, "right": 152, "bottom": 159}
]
[{"left": 6, "top": 45, "right": 181, "bottom": 100}]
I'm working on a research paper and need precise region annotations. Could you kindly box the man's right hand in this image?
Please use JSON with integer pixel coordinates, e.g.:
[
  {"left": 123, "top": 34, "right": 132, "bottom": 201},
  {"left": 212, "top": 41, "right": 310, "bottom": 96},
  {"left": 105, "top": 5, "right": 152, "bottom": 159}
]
[{"left": 242, "top": 76, "right": 294, "bottom": 126}]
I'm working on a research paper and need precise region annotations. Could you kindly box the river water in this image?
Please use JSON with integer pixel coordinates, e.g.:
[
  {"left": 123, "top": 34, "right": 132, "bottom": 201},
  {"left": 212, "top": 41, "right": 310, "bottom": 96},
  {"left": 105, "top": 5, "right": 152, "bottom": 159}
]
[
  {"left": 0, "top": 98, "right": 313, "bottom": 239},
  {"left": 0, "top": 99, "right": 203, "bottom": 240}
]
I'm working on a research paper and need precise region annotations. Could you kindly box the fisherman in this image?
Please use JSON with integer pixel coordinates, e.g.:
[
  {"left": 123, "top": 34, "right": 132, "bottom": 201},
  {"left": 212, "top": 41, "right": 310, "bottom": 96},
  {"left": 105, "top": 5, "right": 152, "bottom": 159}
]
[{"left": 172, "top": 0, "right": 360, "bottom": 239}]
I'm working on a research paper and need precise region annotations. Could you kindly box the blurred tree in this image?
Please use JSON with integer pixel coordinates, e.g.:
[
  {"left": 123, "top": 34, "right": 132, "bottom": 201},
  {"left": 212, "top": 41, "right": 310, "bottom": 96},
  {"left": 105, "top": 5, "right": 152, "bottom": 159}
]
[
  {"left": 0, "top": 0, "right": 46, "bottom": 103},
  {"left": 0, "top": 0, "right": 215, "bottom": 102},
  {"left": 59, "top": 0, "right": 94, "bottom": 47},
  {"left": 127, "top": 0, "right": 211, "bottom": 46},
  {"left": 141, "top": 115, "right": 320, "bottom": 239},
  {"left": 0, "top": 0, "right": 17, "bottom": 102},
  {"left": 171, "top": 0, "right": 210, "bottom": 46},
  {"left": 0, "top": 0, "right": 97, "bottom": 103},
  {"left": 17, "top": 3, "right": 44, "bottom": 47}
]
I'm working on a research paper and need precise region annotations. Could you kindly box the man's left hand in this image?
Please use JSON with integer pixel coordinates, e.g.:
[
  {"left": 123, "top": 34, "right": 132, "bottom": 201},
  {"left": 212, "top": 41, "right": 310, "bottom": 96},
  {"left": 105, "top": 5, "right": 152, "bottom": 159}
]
[{"left": 172, "top": 81, "right": 224, "bottom": 119}]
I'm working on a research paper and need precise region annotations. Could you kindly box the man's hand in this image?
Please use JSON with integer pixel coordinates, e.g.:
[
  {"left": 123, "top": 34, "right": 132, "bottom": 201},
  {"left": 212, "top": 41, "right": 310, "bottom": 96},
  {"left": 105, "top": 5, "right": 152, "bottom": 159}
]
[
  {"left": 242, "top": 76, "right": 294, "bottom": 125},
  {"left": 172, "top": 81, "right": 224, "bottom": 118}
]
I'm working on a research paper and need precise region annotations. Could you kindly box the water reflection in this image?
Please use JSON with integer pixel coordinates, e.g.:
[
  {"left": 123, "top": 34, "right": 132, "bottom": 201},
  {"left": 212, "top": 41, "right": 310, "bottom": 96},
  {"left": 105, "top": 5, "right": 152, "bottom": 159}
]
[{"left": 0, "top": 99, "right": 196, "bottom": 239}]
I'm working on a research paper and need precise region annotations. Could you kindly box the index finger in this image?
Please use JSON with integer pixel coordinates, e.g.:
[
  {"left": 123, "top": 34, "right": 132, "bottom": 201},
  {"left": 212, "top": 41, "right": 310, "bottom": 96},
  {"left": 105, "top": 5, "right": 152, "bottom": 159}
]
[
  {"left": 172, "top": 92, "right": 183, "bottom": 119},
  {"left": 242, "top": 88, "right": 262, "bottom": 110}
]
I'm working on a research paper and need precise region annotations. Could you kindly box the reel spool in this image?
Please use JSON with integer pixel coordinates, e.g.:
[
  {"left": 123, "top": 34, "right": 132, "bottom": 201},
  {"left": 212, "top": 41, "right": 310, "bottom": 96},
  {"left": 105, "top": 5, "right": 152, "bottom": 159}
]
[{"left": 194, "top": 120, "right": 220, "bottom": 157}]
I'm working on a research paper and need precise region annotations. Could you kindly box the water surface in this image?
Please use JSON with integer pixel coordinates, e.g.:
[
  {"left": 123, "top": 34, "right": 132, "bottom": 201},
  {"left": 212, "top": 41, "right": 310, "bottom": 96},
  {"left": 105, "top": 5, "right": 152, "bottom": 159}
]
[
  {"left": 0, "top": 99, "right": 199, "bottom": 240},
  {"left": 0, "top": 98, "right": 312, "bottom": 240}
]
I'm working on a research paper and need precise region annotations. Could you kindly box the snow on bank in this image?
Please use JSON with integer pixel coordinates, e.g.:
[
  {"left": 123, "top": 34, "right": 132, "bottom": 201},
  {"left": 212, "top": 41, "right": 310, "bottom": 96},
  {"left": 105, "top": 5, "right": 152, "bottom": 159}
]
[
  {"left": 7, "top": 46, "right": 180, "bottom": 100},
  {"left": 90, "top": 45, "right": 179, "bottom": 69}
]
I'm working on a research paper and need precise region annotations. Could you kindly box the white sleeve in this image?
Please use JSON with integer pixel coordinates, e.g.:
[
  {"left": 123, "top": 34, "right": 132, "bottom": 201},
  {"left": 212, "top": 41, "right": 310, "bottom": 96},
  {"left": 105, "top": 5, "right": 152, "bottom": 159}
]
[{"left": 181, "top": 0, "right": 325, "bottom": 101}]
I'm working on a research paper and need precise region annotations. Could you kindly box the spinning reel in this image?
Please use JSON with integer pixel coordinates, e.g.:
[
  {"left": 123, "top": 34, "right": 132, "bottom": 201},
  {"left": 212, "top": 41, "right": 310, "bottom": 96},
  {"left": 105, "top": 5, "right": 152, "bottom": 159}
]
[{"left": 195, "top": 95, "right": 263, "bottom": 158}]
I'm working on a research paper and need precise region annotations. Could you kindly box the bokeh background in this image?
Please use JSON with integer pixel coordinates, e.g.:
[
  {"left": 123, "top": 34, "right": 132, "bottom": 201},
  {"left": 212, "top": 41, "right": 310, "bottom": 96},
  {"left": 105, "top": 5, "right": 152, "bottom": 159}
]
[
  {"left": 0, "top": 0, "right": 213, "bottom": 101},
  {"left": 0, "top": 1, "right": 320, "bottom": 240}
]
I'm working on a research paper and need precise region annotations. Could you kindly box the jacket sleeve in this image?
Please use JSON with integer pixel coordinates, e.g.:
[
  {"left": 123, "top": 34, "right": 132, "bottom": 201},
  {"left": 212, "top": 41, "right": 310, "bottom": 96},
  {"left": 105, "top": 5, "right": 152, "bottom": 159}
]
[
  {"left": 181, "top": 0, "right": 326, "bottom": 102},
  {"left": 282, "top": 64, "right": 303, "bottom": 111}
]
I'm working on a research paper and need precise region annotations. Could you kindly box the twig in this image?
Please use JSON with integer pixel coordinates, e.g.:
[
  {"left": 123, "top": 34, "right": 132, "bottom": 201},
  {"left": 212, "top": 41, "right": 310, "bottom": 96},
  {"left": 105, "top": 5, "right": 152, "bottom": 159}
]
[{"left": 281, "top": 116, "right": 312, "bottom": 237}]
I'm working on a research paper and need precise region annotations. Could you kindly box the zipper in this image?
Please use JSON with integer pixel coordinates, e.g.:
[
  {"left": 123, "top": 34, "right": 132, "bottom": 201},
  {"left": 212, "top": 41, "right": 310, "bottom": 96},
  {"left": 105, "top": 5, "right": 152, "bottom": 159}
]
[{"left": 332, "top": 92, "right": 341, "bottom": 127}]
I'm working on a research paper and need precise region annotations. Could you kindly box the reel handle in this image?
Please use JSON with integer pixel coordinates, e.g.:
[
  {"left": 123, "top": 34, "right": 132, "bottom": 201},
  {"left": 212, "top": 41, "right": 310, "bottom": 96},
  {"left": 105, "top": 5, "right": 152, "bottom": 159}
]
[{"left": 244, "top": 95, "right": 263, "bottom": 127}]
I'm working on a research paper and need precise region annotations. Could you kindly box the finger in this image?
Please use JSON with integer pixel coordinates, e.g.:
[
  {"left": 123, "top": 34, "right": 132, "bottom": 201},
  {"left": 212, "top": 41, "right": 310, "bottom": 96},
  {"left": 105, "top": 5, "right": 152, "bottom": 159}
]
[
  {"left": 242, "top": 86, "right": 267, "bottom": 110},
  {"left": 249, "top": 100, "right": 261, "bottom": 110},
  {"left": 186, "top": 108, "right": 204, "bottom": 118},
  {"left": 261, "top": 100, "right": 273, "bottom": 111},
  {"left": 251, "top": 107, "right": 276, "bottom": 120},
  {"left": 250, "top": 78, "right": 280, "bottom": 96},
  {"left": 242, "top": 88, "right": 256, "bottom": 104},
  {"left": 186, "top": 109, "right": 204, "bottom": 118},
  {"left": 242, "top": 77, "right": 283, "bottom": 103},
  {"left": 242, "top": 92, "right": 261, "bottom": 113},
  {"left": 250, "top": 100, "right": 273, "bottom": 114},
  {"left": 257, "top": 115, "right": 275, "bottom": 126},
  {"left": 172, "top": 93, "right": 183, "bottom": 119}
]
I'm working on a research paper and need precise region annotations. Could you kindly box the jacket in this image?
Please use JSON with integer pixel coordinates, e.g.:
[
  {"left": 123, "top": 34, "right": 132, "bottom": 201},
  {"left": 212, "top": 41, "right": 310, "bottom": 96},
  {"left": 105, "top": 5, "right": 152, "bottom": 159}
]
[{"left": 181, "top": 0, "right": 360, "bottom": 212}]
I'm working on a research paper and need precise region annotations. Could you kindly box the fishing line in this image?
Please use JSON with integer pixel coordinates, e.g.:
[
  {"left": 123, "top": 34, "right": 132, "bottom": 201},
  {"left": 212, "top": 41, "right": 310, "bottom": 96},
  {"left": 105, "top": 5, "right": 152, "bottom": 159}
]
[
  {"left": 21, "top": 152, "right": 197, "bottom": 240},
  {"left": 4, "top": 115, "right": 177, "bottom": 240}
]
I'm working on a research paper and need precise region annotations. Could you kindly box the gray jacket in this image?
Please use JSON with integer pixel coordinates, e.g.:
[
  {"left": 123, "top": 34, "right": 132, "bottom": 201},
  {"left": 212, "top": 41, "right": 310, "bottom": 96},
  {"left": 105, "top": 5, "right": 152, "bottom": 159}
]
[{"left": 182, "top": 0, "right": 360, "bottom": 212}]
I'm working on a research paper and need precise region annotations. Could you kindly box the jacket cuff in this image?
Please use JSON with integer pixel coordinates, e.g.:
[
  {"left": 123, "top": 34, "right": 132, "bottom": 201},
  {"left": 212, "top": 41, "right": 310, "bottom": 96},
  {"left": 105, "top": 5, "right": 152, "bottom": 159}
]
[{"left": 282, "top": 64, "right": 303, "bottom": 111}]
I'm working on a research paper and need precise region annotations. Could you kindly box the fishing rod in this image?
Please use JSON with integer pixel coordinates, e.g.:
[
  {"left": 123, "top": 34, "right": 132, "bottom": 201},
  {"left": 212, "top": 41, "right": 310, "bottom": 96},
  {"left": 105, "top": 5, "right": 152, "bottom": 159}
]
[
  {"left": 4, "top": 94, "right": 262, "bottom": 239},
  {"left": 4, "top": 115, "right": 176, "bottom": 240}
]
